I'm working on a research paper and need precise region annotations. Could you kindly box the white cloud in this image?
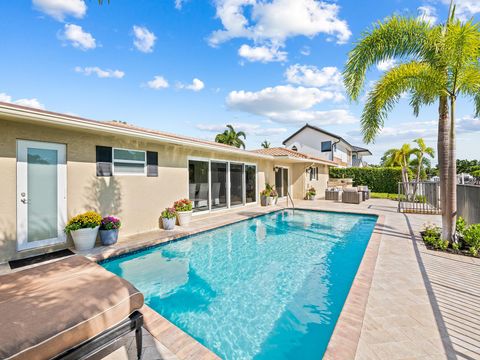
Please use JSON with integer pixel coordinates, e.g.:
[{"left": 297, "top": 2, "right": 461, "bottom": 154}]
[
  {"left": 417, "top": 5, "right": 437, "bottom": 25},
  {"left": 209, "top": 0, "right": 351, "bottom": 47},
  {"left": 284, "top": 64, "right": 343, "bottom": 90},
  {"left": 227, "top": 85, "right": 344, "bottom": 114},
  {"left": 33, "top": 0, "right": 86, "bottom": 21},
  {"left": 197, "top": 122, "right": 287, "bottom": 136},
  {"left": 300, "top": 46, "right": 311, "bottom": 56},
  {"left": 440, "top": 0, "right": 480, "bottom": 21},
  {"left": 74, "top": 66, "right": 125, "bottom": 79},
  {"left": 226, "top": 85, "right": 352, "bottom": 126},
  {"left": 457, "top": 115, "right": 480, "bottom": 133},
  {"left": 147, "top": 75, "right": 169, "bottom": 89},
  {"left": 61, "top": 24, "right": 96, "bottom": 50},
  {"left": 376, "top": 58, "right": 396, "bottom": 72},
  {"left": 133, "top": 25, "right": 156, "bottom": 53},
  {"left": 0, "top": 92, "right": 45, "bottom": 109},
  {"left": 177, "top": 78, "right": 205, "bottom": 91},
  {"left": 238, "top": 44, "right": 287, "bottom": 63},
  {"left": 175, "top": 0, "right": 185, "bottom": 9}
]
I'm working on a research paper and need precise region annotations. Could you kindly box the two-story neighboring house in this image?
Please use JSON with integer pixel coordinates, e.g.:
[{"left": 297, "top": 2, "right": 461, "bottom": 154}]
[{"left": 282, "top": 124, "right": 372, "bottom": 167}]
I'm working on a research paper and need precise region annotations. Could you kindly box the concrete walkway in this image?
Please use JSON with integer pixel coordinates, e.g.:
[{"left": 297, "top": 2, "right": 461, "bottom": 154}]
[{"left": 298, "top": 199, "right": 480, "bottom": 360}]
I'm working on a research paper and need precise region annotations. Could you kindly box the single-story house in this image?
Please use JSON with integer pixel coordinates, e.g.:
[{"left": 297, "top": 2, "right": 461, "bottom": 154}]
[{"left": 0, "top": 102, "right": 336, "bottom": 262}]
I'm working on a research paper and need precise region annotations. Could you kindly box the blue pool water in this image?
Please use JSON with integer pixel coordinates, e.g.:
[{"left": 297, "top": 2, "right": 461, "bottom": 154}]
[{"left": 102, "top": 210, "right": 377, "bottom": 359}]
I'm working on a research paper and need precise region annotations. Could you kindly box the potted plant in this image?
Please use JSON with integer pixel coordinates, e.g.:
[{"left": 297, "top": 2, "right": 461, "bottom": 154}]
[
  {"left": 306, "top": 186, "right": 316, "bottom": 200},
  {"left": 270, "top": 188, "right": 279, "bottom": 205},
  {"left": 174, "top": 198, "right": 193, "bottom": 226},
  {"left": 99, "top": 216, "right": 121, "bottom": 246},
  {"left": 161, "top": 207, "right": 177, "bottom": 230},
  {"left": 64, "top": 211, "right": 102, "bottom": 250},
  {"left": 260, "top": 188, "right": 271, "bottom": 206}
]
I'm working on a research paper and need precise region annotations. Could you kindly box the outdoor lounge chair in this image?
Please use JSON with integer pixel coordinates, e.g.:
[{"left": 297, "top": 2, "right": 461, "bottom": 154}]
[
  {"left": 0, "top": 255, "right": 144, "bottom": 360},
  {"left": 342, "top": 188, "right": 362, "bottom": 204}
]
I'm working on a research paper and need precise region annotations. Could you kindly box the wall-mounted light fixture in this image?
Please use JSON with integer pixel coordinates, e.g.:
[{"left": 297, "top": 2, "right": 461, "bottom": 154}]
[{"left": 274, "top": 166, "right": 280, "bottom": 172}]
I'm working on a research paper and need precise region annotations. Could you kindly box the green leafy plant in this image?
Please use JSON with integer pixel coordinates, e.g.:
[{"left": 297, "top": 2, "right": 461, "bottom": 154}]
[
  {"left": 174, "top": 199, "right": 193, "bottom": 212},
  {"left": 329, "top": 167, "right": 405, "bottom": 194},
  {"left": 423, "top": 235, "right": 438, "bottom": 247},
  {"left": 64, "top": 211, "right": 102, "bottom": 233},
  {"left": 423, "top": 224, "right": 441, "bottom": 239},
  {"left": 161, "top": 207, "right": 177, "bottom": 219},
  {"left": 437, "top": 239, "right": 449, "bottom": 251},
  {"left": 456, "top": 216, "right": 467, "bottom": 237},
  {"left": 452, "top": 242, "right": 460, "bottom": 252},
  {"left": 464, "top": 224, "right": 480, "bottom": 257}
]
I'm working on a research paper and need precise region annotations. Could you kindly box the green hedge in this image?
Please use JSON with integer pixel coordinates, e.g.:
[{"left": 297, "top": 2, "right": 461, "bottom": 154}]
[{"left": 329, "top": 167, "right": 404, "bottom": 194}]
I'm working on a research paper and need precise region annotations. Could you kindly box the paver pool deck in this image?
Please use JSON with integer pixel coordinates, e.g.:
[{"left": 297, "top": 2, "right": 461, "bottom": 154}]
[{"left": 3, "top": 198, "right": 479, "bottom": 359}]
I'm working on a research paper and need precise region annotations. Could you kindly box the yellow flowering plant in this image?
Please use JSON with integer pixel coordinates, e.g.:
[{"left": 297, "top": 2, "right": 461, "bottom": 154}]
[{"left": 64, "top": 211, "right": 102, "bottom": 233}]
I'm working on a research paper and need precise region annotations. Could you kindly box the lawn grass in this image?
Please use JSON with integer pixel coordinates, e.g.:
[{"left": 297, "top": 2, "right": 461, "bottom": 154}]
[{"left": 370, "top": 192, "right": 400, "bottom": 201}]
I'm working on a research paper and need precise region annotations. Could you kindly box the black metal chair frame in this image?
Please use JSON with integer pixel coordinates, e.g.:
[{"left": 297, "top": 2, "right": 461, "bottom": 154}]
[{"left": 53, "top": 311, "right": 143, "bottom": 360}]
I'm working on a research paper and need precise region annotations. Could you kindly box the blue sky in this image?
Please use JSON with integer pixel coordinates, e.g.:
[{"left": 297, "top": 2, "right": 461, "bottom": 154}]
[{"left": 1, "top": 0, "right": 479, "bottom": 163}]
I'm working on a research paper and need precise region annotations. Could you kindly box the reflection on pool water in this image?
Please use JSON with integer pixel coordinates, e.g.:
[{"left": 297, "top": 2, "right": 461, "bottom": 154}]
[{"left": 102, "top": 210, "right": 377, "bottom": 359}]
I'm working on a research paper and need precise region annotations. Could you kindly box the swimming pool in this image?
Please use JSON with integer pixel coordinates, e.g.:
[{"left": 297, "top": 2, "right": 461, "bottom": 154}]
[{"left": 102, "top": 210, "right": 377, "bottom": 359}]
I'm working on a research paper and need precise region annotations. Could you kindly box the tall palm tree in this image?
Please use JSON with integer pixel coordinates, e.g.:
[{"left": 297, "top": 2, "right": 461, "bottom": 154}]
[
  {"left": 215, "top": 125, "right": 246, "bottom": 149},
  {"left": 261, "top": 140, "right": 271, "bottom": 149},
  {"left": 343, "top": 1, "right": 480, "bottom": 241}
]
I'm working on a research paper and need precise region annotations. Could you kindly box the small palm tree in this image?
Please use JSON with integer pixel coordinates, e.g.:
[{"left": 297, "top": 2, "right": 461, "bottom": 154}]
[
  {"left": 215, "top": 125, "right": 246, "bottom": 149},
  {"left": 343, "top": 1, "right": 480, "bottom": 240},
  {"left": 261, "top": 140, "right": 271, "bottom": 149},
  {"left": 412, "top": 138, "right": 435, "bottom": 184},
  {"left": 382, "top": 144, "right": 415, "bottom": 196}
]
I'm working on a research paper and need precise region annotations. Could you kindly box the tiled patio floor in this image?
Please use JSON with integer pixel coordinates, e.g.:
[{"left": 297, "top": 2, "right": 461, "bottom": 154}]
[{"left": 3, "top": 198, "right": 479, "bottom": 359}]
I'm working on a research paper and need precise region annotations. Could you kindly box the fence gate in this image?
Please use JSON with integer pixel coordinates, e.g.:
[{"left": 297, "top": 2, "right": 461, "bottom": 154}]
[{"left": 398, "top": 181, "right": 441, "bottom": 214}]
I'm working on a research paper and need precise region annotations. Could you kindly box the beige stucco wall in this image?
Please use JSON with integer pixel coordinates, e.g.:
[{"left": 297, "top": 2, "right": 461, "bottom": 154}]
[
  {"left": 1, "top": 119, "right": 314, "bottom": 262},
  {"left": 305, "top": 165, "right": 329, "bottom": 199}
]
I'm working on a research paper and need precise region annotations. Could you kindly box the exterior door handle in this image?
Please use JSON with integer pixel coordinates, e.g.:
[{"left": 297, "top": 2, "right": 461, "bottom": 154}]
[{"left": 21, "top": 198, "right": 28, "bottom": 204}]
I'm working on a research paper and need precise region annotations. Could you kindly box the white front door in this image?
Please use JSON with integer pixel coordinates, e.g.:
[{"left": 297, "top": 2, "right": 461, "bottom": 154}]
[{"left": 16, "top": 140, "right": 67, "bottom": 251}]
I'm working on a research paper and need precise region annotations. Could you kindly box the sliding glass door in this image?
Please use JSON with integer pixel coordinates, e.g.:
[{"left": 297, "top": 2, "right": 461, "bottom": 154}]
[
  {"left": 189, "top": 160, "right": 209, "bottom": 212},
  {"left": 275, "top": 167, "right": 289, "bottom": 197},
  {"left": 245, "top": 165, "right": 256, "bottom": 203},
  {"left": 230, "top": 163, "right": 244, "bottom": 206},
  {"left": 211, "top": 162, "right": 227, "bottom": 210}
]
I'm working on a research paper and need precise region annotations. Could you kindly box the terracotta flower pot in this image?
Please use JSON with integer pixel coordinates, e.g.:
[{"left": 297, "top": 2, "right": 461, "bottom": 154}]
[{"left": 71, "top": 226, "right": 99, "bottom": 250}]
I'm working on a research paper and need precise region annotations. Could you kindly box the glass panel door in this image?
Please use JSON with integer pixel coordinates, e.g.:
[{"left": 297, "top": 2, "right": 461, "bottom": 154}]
[
  {"left": 17, "top": 140, "right": 66, "bottom": 251},
  {"left": 275, "top": 169, "right": 283, "bottom": 197},
  {"left": 245, "top": 165, "right": 256, "bottom": 203},
  {"left": 282, "top": 168, "right": 289, "bottom": 197},
  {"left": 211, "top": 162, "right": 227, "bottom": 210},
  {"left": 230, "top": 163, "right": 244, "bottom": 206},
  {"left": 189, "top": 160, "right": 209, "bottom": 212}
]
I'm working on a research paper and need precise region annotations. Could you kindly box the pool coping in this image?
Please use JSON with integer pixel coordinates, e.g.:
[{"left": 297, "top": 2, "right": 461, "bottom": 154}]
[
  {"left": 90, "top": 206, "right": 383, "bottom": 360},
  {"left": 323, "top": 210, "right": 385, "bottom": 360}
]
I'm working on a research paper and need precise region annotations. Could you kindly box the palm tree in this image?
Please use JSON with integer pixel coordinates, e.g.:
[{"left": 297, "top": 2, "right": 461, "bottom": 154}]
[
  {"left": 215, "top": 125, "right": 246, "bottom": 149},
  {"left": 261, "top": 140, "right": 271, "bottom": 149},
  {"left": 382, "top": 144, "right": 414, "bottom": 196},
  {"left": 412, "top": 138, "right": 435, "bottom": 184},
  {"left": 343, "top": 1, "right": 480, "bottom": 241}
]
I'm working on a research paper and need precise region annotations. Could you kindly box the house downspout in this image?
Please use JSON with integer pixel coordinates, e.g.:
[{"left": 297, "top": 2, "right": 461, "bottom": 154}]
[{"left": 331, "top": 140, "right": 341, "bottom": 162}]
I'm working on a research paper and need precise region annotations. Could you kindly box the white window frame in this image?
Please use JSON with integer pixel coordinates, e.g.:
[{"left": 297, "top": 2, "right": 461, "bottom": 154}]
[{"left": 112, "top": 147, "right": 147, "bottom": 176}]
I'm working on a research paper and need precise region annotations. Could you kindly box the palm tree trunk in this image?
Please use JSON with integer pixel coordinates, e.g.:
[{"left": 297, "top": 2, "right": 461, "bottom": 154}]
[
  {"left": 447, "top": 96, "right": 457, "bottom": 241},
  {"left": 413, "top": 154, "right": 423, "bottom": 199},
  {"left": 438, "top": 96, "right": 451, "bottom": 240}
]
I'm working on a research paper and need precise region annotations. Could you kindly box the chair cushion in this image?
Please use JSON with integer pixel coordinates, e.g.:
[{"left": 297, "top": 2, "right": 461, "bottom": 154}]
[
  {"left": 343, "top": 187, "right": 358, "bottom": 192},
  {"left": 0, "top": 255, "right": 144, "bottom": 360}
]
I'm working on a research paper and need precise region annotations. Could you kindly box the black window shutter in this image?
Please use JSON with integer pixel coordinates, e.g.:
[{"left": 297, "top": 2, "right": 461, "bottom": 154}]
[
  {"left": 96, "top": 146, "right": 112, "bottom": 176},
  {"left": 146, "top": 151, "right": 158, "bottom": 177}
]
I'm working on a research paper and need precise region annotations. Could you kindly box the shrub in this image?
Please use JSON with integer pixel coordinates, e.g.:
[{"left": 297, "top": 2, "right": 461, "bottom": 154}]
[
  {"left": 423, "top": 224, "right": 441, "bottom": 239},
  {"left": 437, "top": 239, "right": 449, "bottom": 251},
  {"left": 329, "top": 167, "right": 405, "bottom": 194},
  {"left": 174, "top": 199, "right": 193, "bottom": 212},
  {"left": 100, "top": 216, "right": 121, "bottom": 230},
  {"left": 452, "top": 242, "right": 460, "bottom": 251},
  {"left": 423, "top": 235, "right": 438, "bottom": 247},
  {"left": 456, "top": 216, "right": 467, "bottom": 237},
  {"left": 464, "top": 224, "right": 480, "bottom": 257},
  {"left": 161, "top": 207, "right": 177, "bottom": 219},
  {"left": 65, "top": 211, "right": 102, "bottom": 233}
]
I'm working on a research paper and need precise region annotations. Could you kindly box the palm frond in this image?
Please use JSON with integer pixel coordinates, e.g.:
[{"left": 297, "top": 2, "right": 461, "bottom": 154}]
[{"left": 343, "top": 16, "right": 433, "bottom": 101}]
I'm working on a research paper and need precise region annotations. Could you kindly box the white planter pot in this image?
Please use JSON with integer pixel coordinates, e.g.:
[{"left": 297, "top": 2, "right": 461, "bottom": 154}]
[
  {"left": 177, "top": 211, "right": 193, "bottom": 226},
  {"left": 162, "top": 217, "right": 176, "bottom": 230},
  {"left": 71, "top": 226, "right": 99, "bottom": 251},
  {"left": 267, "top": 197, "right": 272, "bottom": 206}
]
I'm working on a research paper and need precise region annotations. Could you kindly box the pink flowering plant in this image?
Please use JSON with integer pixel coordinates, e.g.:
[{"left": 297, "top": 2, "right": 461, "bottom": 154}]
[
  {"left": 174, "top": 199, "right": 193, "bottom": 212},
  {"left": 161, "top": 207, "right": 177, "bottom": 219},
  {"left": 100, "top": 216, "right": 121, "bottom": 230}
]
